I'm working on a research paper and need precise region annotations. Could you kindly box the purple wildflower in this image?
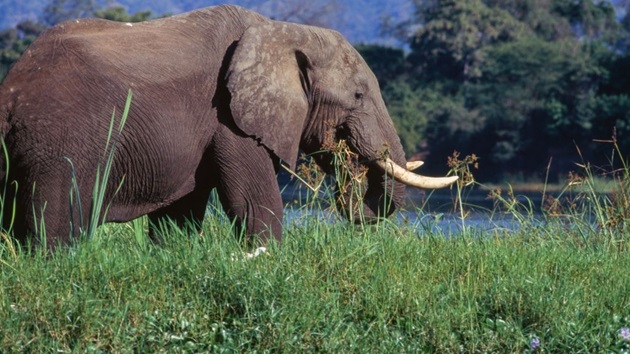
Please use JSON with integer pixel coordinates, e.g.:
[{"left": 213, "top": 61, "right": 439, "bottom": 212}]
[
  {"left": 620, "top": 327, "right": 630, "bottom": 341},
  {"left": 530, "top": 337, "right": 541, "bottom": 352}
]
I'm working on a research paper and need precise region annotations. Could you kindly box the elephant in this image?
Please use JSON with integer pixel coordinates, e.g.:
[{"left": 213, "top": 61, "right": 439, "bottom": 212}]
[{"left": 0, "top": 5, "right": 457, "bottom": 249}]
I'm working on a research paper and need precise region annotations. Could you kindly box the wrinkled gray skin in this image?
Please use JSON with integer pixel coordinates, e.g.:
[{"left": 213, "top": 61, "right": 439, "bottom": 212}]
[{"left": 0, "top": 5, "right": 412, "bottom": 249}]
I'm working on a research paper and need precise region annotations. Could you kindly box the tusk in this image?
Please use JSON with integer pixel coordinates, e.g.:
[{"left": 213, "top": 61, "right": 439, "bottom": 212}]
[
  {"left": 376, "top": 158, "right": 458, "bottom": 189},
  {"left": 406, "top": 160, "right": 424, "bottom": 171}
]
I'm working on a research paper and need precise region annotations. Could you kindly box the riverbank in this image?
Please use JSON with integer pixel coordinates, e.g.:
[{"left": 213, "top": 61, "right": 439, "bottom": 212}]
[
  {"left": 1, "top": 202, "right": 629, "bottom": 352},
  {"left": 2, "top": 149, "right": 629, "bottom": 352}
]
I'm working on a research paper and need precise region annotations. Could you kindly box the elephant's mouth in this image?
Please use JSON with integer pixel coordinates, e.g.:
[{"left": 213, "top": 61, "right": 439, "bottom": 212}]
[
  {"left": 335, "top": 157, "right": 458, "bottom": 223},
  {"left": 322, "top": 122, "right": 458, "bottom": 222},
  {"left": 334, "top": 120, "right": 457, "bottom": 190}
]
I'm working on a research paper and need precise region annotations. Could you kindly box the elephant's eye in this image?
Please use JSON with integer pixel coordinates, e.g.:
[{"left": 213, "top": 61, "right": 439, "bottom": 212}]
[{"left": 354, "top": 92, "right": 364, "bottom": 100}]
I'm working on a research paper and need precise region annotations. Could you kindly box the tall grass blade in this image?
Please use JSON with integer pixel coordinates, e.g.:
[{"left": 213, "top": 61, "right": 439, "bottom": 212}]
[{"left": 85, "top": 90, "right": 132, "bottom": 239}]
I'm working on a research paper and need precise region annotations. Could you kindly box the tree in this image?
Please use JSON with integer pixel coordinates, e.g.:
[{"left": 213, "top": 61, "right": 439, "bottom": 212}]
[
  {"left": 356, "top": 45, "right": 406, "bottom": 87},
  {"left": 379, "top": 0, "right": 622, "bottom": 180},
  {"left": 94, "top": 6, "right": 153, "bottom": 23},
  {"left": 41, "top": 0, "right": 98, "bottom": 26},
  {"left": 469, "top": 37, "right": 603, "bottom": 172},
  {"left": 407, "top": 0, "right": 528, "bottom": 82},
  {"left": 0, "top": 20, "right": 46, "bottom": 80},
  {"left": 484, "top": 0, "right": 617, "bottom": 40},
  {"left": 550, "top": 0, "right": 618, "bottom": 39},
  {"left": 389, "top": 80, "right": 485, "bottom": 164},
  {"left": 593, "top": 94, "right": 630, "bottom": 155}
]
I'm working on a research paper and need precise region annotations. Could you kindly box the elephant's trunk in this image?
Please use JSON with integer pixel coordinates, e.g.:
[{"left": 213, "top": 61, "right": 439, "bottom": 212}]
[{"left": 337, "top": 105, "right": 457, "bottom": 223}]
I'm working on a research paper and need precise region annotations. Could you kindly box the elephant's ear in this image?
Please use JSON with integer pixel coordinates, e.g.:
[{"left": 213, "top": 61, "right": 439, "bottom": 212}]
[{"left": 226, "top": 22, "right": 313, "bottom": 170}]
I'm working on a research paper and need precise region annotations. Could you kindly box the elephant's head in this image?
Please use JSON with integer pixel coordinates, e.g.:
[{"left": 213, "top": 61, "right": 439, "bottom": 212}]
[{"left": 227, "top": 21, "right": 457, "bottom": 222}]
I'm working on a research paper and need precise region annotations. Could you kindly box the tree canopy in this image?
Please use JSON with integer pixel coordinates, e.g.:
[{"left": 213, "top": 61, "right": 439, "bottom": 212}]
[{"left": 359, "top": 0, "right": 630, "bottom": 180}]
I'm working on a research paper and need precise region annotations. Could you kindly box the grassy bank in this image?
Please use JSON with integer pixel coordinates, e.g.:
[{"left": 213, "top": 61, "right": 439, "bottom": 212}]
[
  {"left": 0, "top": 103, "right": 628, "bottom": 351},
  {"left": 1, "top": 205, "right": 629, "bottom": 352}
]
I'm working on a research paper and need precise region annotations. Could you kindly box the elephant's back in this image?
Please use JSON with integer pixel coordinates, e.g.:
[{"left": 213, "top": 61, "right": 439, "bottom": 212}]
[
  {"left": 18, "top": 20, "right": 212, "bottom": 86},
  {"left": 3, "top": 5, "right": 267, "bottom": 95},
  {"left": 0, "top": 5, "right": 266, "bottom": 129}
]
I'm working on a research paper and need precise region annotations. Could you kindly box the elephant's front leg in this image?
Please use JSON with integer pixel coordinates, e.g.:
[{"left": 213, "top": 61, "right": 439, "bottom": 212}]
[{"left": 213, "top": 126, "right": 283, "bottom": 246}]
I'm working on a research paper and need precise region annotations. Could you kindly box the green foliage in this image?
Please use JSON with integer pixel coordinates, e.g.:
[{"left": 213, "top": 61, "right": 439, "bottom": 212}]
[
  {"left": 593, "top": 95, "right": 630, "bottom": 154},
  {"left": 0, "top": 20, "right": 45, "bottom": 80},
  {"left": 94, "top": 6, "right": 154, "bottom": 23},
  {"left": 550, "top": 0, "right": 618, "bottom": 39},
  {"left": 369, "top": 0, "right": 630, "bottom": 181},
  {"left": 468, "top": 37, "right": 602, "bottom": 169},
  {"left": 381, "top": 80, "right": 430, "bottom": 154},
  {"left": 355, "top": 44, "right": 406, "bottom": 87},
  {"left": 383, "top": 79, "right": 485, "bottom": 160},
  {"left": 408, "top": 0, "right": 528, "bottom": 81},
  {"left": 41, "top": 0, "right": 99, "bottom": 26},
  {"left": 42, "top": 0, "right": 155, "bottom": 25},
  {"left": 485, "top": 0, "right": 618, "bottom": 40},
  {"left": 1, "top": 162, "right": 629, "bottom": 351}
]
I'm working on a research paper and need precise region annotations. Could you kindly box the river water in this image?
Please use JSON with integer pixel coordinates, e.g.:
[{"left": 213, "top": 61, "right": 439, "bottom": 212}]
[{"left": 279, "top": 178, "right": 554, "bottom": 234}]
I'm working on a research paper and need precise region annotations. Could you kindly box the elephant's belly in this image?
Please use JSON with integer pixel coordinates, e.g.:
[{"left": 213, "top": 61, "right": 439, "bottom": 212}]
[{"left": 104, "top": 163, "right": 201, "bottom": 222}]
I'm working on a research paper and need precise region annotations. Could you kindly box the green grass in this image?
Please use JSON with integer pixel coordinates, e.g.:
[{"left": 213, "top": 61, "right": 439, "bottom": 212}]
[{"left": 0, "top": 203, "right": 629, "bottom": 352}]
